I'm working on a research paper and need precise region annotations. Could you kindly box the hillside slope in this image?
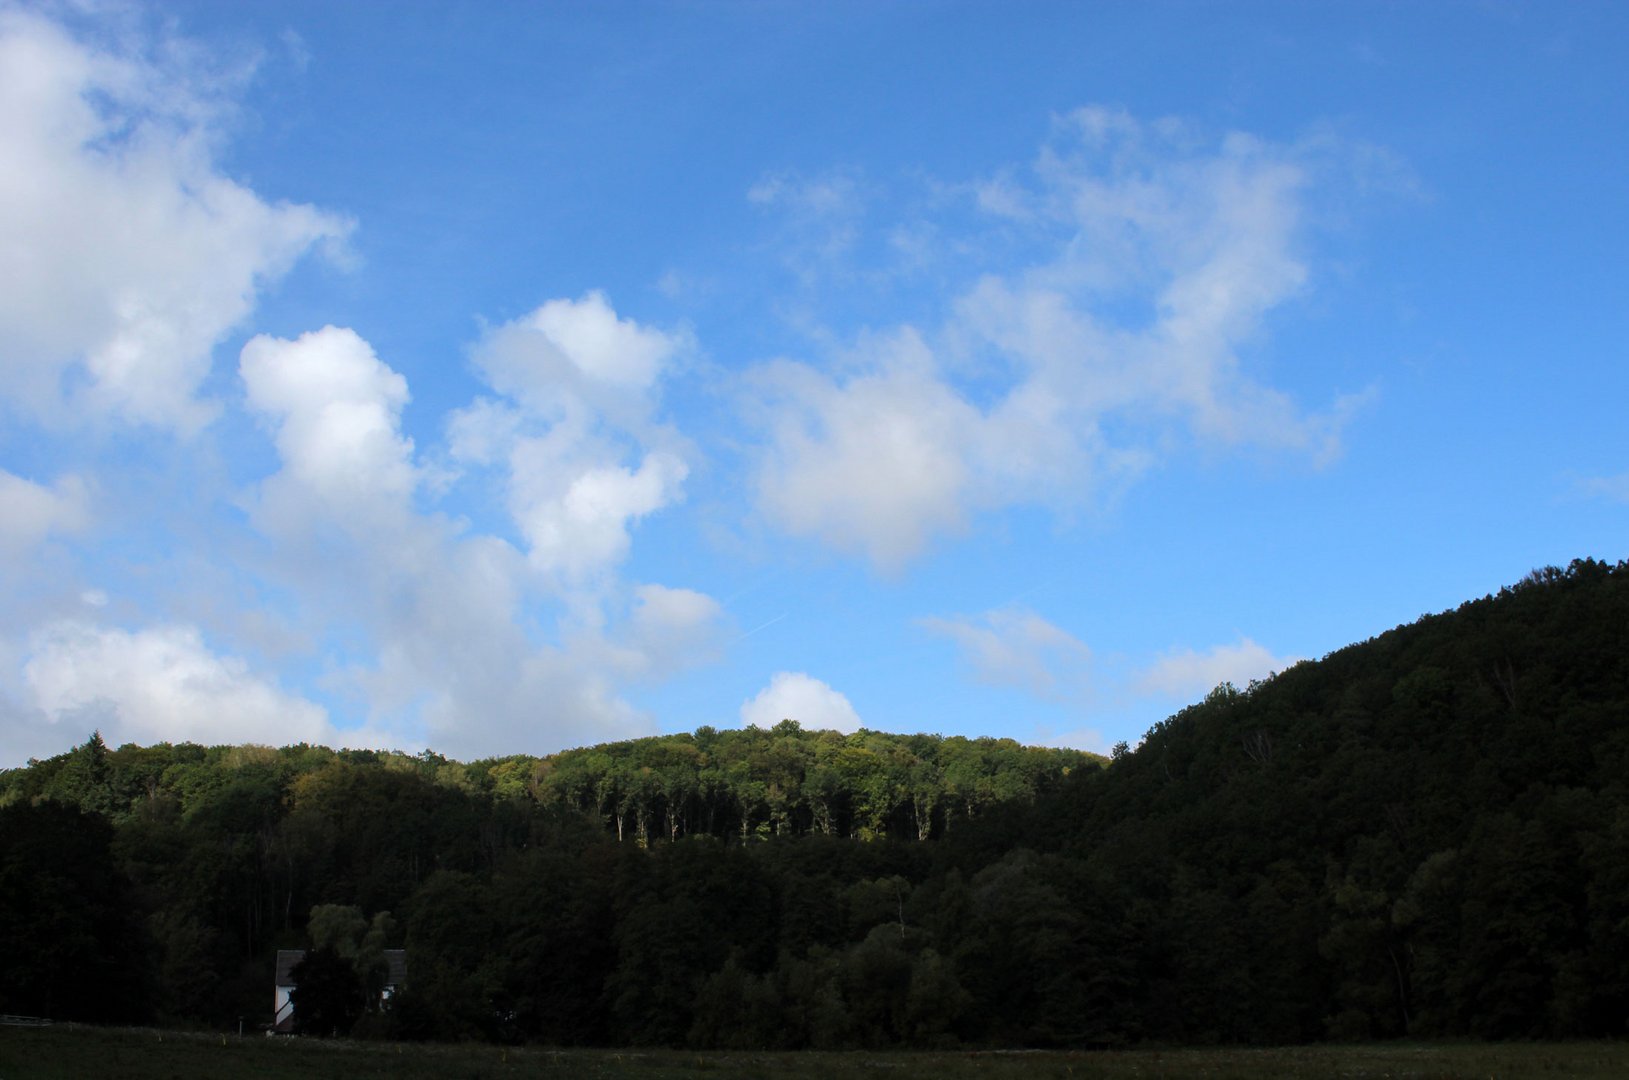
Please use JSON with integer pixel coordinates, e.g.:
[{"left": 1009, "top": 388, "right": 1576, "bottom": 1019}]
[
  {"left": 3, "top": 559, "right": 1626, "bottom": 1046},
  {"left": 1016, "top": 557, "right": 1629, "bottom": 1041}
]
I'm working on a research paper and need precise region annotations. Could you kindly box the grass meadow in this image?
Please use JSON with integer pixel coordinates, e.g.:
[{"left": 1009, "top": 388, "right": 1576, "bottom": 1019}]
[{"left": 4, "top": 1025, "right": 1629, "bottom": 1079}]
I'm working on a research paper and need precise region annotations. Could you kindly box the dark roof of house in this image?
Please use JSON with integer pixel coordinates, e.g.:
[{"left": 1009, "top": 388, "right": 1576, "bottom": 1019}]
[
  {"left": 275, "top": 949, "right": 304, "bottom": 986},
  {"left": 275, "top": 948, "right": 407, "bottom": 987}
]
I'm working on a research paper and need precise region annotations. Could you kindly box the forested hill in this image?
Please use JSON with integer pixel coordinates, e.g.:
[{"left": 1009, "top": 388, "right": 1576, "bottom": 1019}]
[
  {"left": 528, "top": 727, "right": 1096, "bottom": 843},
  {"left": 3, "top": 558, "right": 1628, "bottom": 1048},
  {"left": 1017, "top": 556, "right": 1629, "bottom": 1042},
  {"left": 0, "top": 726, "right": 1095, "bottom": 846}
]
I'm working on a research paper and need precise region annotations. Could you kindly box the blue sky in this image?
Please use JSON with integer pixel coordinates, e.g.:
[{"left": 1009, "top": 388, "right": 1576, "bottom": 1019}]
[{"left": 2, "top": 0, "right": 1626, "bottom": 766}]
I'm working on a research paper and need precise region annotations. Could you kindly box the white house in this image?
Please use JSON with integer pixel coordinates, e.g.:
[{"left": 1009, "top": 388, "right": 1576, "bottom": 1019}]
[{"left": 272, "top": 948, "right": 407, "bottom": 1034}]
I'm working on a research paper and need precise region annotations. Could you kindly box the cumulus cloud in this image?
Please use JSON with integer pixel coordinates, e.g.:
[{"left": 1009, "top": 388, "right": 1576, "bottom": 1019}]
[
  {"left": 445, "top": 397, "right": 524, "bottom": 467},
  {"left": 23, "top": 620, "right": 332, "bottom": 747},
  {"left": 241, "top": 326, "right": 418, "bottom": 525},
  {"left": 0, "top": 468, "right": 89, "bottom": 559},
  {"left": 740, "top": 672, "right": 863, "bottom": 734},
  {"left": 421, "top": 648, "right": 647, "bottom": 757},
  {"left": 354, "top": 549, "right": 659, "bottom": 758},
  {"left": 0, "top": 8, "right": 349, "bottom": 430},
  {"left": 627, "top": 584, "right": 725, "bottom": 675},
  {"left": 748, "top": 108, "right": 1372, "bottom": 570},
  {"left": 919, "top": 606, "right": 1092, "bottom": 700},
  {"left": 472, "top": 290, "right": 686, "bottom": 421},
  {"left": 390, "top": 574, "right": 724, "bottom": 757},
  {"left": 229, "top": 322, "right": 716, "bottom": 760},
  {"left": 1133, "top": 637, "right": 1300, "bottom": 700},
  {"left": 508, "top": 438, "right": 688, "bottom": 581},
  {"left": 751, "top": 330, "right": 978, "bottom": 570},
  {"left": 456, "top": 294, "right": 693, "bottom": 583}
]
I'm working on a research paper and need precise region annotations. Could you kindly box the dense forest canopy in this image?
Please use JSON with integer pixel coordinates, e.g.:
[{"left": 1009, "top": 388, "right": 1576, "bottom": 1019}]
[{"left": 4, "top": 558, "right": 1629, "bottom": 1047}]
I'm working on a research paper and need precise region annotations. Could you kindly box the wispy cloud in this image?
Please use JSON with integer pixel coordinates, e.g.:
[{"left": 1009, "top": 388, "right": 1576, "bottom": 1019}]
[
  {"left": 0, "top": 469, "right": 89, "bottom": 560},
  {"left": 747, "top": 107, "right": 1380, "bottom": 572},
  {"left": 1132, "top": 637, "right": 1301, "bottom": 700},
  {"left": 1577, "top": 471, "right": 1629, "bottom": 504},
  {"left": 748, "top": 167, "right": 868, "bottom": 286},
  {"left": 920, "top": 608, "right": 1297, "bottom": 746},
  {"left": 919, "top": 606, "right": 1092, "bottom": 701}
]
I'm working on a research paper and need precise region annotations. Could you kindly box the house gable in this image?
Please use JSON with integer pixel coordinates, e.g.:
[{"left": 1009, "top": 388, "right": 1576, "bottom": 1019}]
[{"left": 271, "top": 948, "right": 406, "bottom": 1034}]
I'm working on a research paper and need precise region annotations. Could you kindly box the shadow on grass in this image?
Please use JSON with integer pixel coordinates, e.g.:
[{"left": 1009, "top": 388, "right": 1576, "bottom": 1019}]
[{"left": 3, "top": 1025, "right": 1627, "bottom": 1079}]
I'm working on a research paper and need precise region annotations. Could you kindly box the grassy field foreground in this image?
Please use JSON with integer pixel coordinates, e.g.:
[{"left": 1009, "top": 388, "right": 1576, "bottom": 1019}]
[{"left": 3, "top": 1025, "right": 1627, "bottom": 1079}]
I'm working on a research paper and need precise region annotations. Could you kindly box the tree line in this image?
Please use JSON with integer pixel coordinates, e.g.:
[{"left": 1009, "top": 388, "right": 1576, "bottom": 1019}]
[
  {"left": 4, "top": 557, "right": 1629, "bottom": 1046},
  {"left": 527, "top": 726, "right": 1089, "bottom": 843},
  {"left": 0, "top": 726, "right": 1090, "bottom": 1040}
]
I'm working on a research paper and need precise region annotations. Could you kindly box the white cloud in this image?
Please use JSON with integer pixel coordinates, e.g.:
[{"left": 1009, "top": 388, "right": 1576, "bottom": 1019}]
[
  {"left": 919, "top": 606, "right": 1092, "bottom": 700},
  {"left": 470, "top": 290, "right": 686, "bottom": 422},
  {"left": 458, "top": 294, "right": 693, "bottom": 583},
  {"left": 445, "top": 397, "right": 523, "bottom": 467},
  {"left": 509, "top": 439, "right": 688, "bottom": 581},
  {"left": 0, "top": 468, "right": 88, "bottom": 558},
  {"left": 241, "top": 326, "right": 418, "bottom": 524},
  {"left": 412, "top": 637, "right": 651, "bottom": 759},
  {"left": 748, "top": 108, "right": 1371, "bottom": 570},
  {"left": 740, "top": 671, "right": 862, "bottom": 734},
  {"left": 747, "top": 168, "right": 867, "bottom": 283},
  {"left": 749, "top": 169, "right": 862, "bottom": 218},
  {"left": 23, "top": 620, "right": 332, "bottom": 747},
  {"left": 1579, "top": 471, "right": 1629, "bottom": 503},
  {"left": 1033, "top": 724, "right": 1112, "bottom": 756},
  {"left": 0, "top": 8, "right": 349, "bottom": 431},
  {"left": 627, "top": 583, "right": 725, "bottom": 675},
  {"left": 632, "top": 582, "right": 720, "bottom": 630},
  {"left": 959, "top": 109, "right": 1355, "bottom": 456},
  {"left": 1133, "top": 637, "right": 1299, "bottom": 700},
  {"left": 343, "top": 533, "right": 659, "bottom": 758},
  {"left": 228, "top": 322, "right": 714, "bottom": 760},
  {"left": 751, "top": 329, "right": 976, "bottom": 570}
]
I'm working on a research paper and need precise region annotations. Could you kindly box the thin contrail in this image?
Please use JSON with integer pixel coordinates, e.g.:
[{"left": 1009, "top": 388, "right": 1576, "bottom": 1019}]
[{"left": 731, "top": 612, "right": 788, "bottom": 644}]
